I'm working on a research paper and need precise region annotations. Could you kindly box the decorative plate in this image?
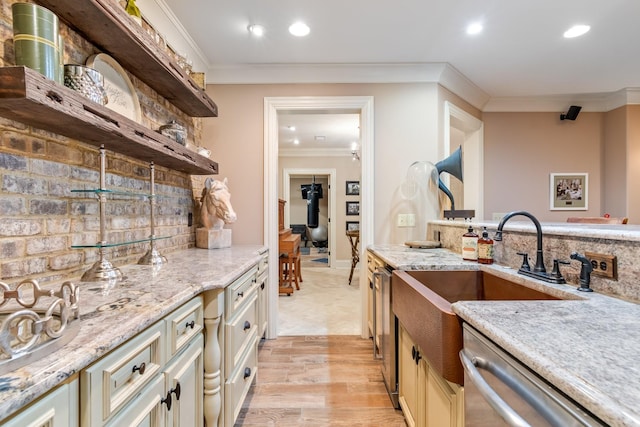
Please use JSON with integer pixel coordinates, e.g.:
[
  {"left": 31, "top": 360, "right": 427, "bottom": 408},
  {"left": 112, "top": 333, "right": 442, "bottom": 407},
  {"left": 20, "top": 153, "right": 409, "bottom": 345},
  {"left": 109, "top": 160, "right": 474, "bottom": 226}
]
[{"left": 86, "top": 53, "right": 141, "bottom": 123}]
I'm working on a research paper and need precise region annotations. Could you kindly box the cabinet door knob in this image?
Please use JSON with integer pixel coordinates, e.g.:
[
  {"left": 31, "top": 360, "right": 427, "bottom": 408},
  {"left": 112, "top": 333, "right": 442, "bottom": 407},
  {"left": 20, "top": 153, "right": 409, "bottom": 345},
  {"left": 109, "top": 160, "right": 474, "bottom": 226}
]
[
  {"left": 238, "top": 291, "right": 244, "bottom": 298},
  {"left": 261, "top": 282, "right": 265, "bottom": 290},
  {"left": 415, "top": 351, "right": 422, "bottom": 365},
  {"left": 161, "top": 390, "right": 173, "bottom": 410},
  {"left": 132, "top": 362, "right": 146, "bottom": 375},
  {"left": 185, "top": 320, "right": 195, "bottom": 329},
  {"left": 244, "top": 367, "right": 251, "bottom": 379},
  {"left": 243, "top": 321, "right": 251, "bottom": 331},
  {"left": 411, "top": 346, "right": 416, "bottom": 361}
]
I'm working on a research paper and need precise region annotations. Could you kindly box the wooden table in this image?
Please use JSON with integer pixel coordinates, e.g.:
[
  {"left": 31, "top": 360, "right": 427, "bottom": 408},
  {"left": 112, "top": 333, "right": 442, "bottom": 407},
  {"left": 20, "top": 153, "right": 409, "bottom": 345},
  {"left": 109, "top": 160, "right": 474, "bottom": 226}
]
[{"left": 279, "top": 229, "right": 301, "bottom": 295}]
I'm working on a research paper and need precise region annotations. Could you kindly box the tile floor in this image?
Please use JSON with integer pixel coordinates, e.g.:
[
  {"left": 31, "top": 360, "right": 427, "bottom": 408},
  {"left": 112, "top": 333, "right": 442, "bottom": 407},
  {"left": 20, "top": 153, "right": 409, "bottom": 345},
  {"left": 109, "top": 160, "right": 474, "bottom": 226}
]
[{"left": 278, "top": 264, "right": 361, "bottom": 336}]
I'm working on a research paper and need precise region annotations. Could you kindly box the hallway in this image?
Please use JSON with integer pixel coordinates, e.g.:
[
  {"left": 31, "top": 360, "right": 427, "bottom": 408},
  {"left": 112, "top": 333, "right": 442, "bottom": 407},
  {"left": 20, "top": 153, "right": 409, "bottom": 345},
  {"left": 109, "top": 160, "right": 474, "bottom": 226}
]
[{"left": 236, "top": 266, "right": 406, "bottom": 426}]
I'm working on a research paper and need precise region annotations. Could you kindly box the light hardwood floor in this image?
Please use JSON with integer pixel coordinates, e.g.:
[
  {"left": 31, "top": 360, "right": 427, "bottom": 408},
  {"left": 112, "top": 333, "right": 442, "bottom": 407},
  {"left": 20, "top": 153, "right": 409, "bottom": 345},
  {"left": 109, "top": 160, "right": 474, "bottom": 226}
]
[
  {"left": 237, "top": 336, "right": 406, "bottom": 426},
  {"left": 236, "top": 265, "right": 406, "bottom": 426}
]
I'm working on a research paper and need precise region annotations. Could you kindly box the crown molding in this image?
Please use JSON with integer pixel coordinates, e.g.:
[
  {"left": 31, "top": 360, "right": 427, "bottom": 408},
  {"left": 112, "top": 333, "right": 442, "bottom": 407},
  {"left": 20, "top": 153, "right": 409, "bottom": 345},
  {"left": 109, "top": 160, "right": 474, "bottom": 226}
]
[
  {"left": 279, "top": 147, "right": 355, "bottom": 158},
  {"left": 483, "top": 88, "right": 640, "bottom": 113}
]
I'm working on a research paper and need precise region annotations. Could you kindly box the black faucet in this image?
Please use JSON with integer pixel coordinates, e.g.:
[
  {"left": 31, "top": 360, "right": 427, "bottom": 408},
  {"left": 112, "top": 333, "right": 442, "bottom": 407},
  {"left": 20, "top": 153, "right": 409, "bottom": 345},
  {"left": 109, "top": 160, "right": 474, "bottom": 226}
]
[
  {"left": 494, "top": 211, "right": 566, "bottom": 284},
  {"left": 570, "top": 252, "right": 594, "bottom": 292}
]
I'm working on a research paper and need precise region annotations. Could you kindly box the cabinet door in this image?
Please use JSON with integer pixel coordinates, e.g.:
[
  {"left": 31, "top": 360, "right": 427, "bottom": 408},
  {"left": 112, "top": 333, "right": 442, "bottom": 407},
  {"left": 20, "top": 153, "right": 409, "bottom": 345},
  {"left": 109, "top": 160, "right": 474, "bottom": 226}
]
[
  {"left": 426, "top": 367, "right": 464, "bottom": 427},
  {"left": 164, "top": 334, "right": 204, "bottom": 427},
  {"left": 257, "top": 271, "right": 268, "bottom": 339},
  {"left": 1, "top": 379, "right": 78, "bottom": 427},
  {"left": 398, "top": 324, "right": 419, "bottom": 427},
  {"left": 105, "top": 375, "right": 166, "bottom": 427}
]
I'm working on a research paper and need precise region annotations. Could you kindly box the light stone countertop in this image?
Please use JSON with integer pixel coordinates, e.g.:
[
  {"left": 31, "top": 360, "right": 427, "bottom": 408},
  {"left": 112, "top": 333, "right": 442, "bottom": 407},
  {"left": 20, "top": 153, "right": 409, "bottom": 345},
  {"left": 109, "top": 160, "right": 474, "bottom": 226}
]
[
  {"left": 369, "top": 244, "right": 640, "bottom": 427},
  {"left": 0, "top": 245, "right": 267, "bottom": 421}
]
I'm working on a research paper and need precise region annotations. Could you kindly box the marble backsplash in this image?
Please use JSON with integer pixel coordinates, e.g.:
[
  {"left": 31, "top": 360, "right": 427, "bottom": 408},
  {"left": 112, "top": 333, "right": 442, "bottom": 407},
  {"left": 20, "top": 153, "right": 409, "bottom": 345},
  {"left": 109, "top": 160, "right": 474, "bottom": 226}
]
[{"left": 428, "top": 220, "right": 640, "bottom": 303}]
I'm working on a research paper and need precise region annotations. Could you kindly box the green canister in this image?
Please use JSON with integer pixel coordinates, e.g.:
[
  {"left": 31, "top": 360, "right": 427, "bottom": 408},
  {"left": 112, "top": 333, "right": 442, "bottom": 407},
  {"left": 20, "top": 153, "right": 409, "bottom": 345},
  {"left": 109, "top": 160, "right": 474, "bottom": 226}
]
[{"left": 12, "top": 3, "right": 61, "bottom": 82}]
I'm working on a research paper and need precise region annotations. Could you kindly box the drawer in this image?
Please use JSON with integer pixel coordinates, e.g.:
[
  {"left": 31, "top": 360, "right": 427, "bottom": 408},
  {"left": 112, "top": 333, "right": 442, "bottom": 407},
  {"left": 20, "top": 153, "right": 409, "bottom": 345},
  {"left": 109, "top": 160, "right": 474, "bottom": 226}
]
[
  {"left": 225, "top": 266, "right": 258, "bottom": 318},
  {"left": 257, "top": 253, "right": 269, "bottom": 278},
  {"left": 225, "top": 291, "right": 258, "bottom": 375},
  {"left": 165, "top": 296, "right": 203, "bottom": 359},
  {"left": 104, "top": 374, "right": 164, "bottom": 427},
  {"left": 224, "top": 340, "right": 258, "bottom": 427},
  {"left": 81, "top": 321, "right": 164, "bottom": 426}
]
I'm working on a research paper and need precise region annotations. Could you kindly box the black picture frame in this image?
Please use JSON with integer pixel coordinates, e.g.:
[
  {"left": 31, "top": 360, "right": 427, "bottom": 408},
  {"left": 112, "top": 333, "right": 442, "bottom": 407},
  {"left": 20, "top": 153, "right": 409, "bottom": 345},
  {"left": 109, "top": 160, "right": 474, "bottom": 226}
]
[
  {"left": 346, "top": 201, "right": 360, "bottom": 216},
  {"left": 346, "top": 181, "right": 360, "bottom": 195},
  {"left": 346, "top": 221, "right": 359, "bottom": 231}
]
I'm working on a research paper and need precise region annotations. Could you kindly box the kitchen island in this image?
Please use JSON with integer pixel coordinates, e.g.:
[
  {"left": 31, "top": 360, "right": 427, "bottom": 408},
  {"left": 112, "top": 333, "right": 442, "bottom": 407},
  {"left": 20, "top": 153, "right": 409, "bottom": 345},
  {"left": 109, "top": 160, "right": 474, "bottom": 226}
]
[
  {"left": 369, "top": 243, "right": 640, "bottom": 427},
  {"left": 0, "top": 245, "right": 267, "bottom": 424}
]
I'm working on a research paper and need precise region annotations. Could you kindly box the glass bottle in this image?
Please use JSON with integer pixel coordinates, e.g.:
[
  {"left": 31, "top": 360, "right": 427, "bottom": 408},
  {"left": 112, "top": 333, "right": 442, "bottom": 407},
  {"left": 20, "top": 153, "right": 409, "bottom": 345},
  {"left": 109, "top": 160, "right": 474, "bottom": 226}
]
[
  {"left": 477, "top": 226, "right": 494, "bottom": 264},
  {"left": 462, "top": 225, "right": 478, "bottom": 261}
]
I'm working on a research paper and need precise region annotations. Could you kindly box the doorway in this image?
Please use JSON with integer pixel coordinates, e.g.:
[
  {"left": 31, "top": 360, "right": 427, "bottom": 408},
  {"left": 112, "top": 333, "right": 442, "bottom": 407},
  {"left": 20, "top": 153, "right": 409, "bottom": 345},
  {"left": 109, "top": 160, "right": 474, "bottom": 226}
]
[
  {"left": 283, "top": 170, "right": 336, "bottom": 268},
  {"left": 264, "top": 96, "right": 374, "bottom": 339}
]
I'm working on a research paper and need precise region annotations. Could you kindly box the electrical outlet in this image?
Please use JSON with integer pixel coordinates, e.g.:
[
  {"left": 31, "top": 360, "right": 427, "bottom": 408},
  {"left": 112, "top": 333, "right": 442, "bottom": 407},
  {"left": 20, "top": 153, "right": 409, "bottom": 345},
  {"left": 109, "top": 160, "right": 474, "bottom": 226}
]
[
  {"left": 492, "top": 212, "right": 506, "bottom": 221},
  {"left": 397, "top": 213, "right": 416, "bottom": 227},
  {"left": 585, "top": 251, "right": 617, "bottom": 279}
]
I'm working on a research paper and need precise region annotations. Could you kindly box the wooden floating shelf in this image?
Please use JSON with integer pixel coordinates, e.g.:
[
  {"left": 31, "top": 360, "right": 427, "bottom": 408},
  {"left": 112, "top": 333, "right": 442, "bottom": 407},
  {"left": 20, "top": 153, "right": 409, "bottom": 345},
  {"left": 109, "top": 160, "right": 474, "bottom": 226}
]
[
  {"left": 0, "top": 67, "right": 218, "bottom": 175},
  {"left": 37, "top": 0, "right": 218, "bottom": 117}
]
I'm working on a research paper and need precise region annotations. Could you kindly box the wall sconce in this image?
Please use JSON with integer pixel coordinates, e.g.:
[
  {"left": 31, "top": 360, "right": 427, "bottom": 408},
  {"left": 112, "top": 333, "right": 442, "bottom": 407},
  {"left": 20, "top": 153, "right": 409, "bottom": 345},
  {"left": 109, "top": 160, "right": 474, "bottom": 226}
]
[{"left": 351, "top": 142, "right": 360, "bottom": 161}]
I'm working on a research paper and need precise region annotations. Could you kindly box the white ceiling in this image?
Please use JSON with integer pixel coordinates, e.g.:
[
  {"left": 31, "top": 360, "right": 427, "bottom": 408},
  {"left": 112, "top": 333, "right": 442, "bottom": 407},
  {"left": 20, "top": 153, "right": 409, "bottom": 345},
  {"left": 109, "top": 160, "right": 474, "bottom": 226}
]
[
  {"left": 160, "top": 0, "right": 640, "bottom": 104},
  {"left": 278, "top": 112, "right": 360, "bottom": 154}
]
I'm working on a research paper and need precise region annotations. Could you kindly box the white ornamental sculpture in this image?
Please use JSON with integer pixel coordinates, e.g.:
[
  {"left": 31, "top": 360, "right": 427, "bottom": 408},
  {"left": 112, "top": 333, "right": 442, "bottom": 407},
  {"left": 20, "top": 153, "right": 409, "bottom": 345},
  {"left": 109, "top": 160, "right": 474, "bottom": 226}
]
[{"left": 196, "top": 177, "right": 237, "bottom": 248}]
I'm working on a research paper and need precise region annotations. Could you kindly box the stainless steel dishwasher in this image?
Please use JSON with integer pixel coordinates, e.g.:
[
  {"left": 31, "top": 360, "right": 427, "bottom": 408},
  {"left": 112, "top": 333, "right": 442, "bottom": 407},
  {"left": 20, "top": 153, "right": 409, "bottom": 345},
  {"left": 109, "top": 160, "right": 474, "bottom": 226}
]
[
  {"left": 374, "top": 265, "right": 398, "bottom": 408},
  {"left": 460, "top": 324, "right": 605, "bottom": 426}
]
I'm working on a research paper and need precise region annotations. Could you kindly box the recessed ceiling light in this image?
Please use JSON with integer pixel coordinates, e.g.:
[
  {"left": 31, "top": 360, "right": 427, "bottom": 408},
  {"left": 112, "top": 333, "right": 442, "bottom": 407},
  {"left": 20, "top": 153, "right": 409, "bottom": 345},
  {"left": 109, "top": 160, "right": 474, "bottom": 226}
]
[
  {"left": 248, "top": 24, "right": 265, "bottom": 37},
  {"left": 466, "top": 22, "right": 483, "bottom": 35},
  {"left": 289, "top": 22, "right": 310, "bottom": 37},
  {"left": 564, "top": 24, "right": 590, "bottom": 38},
  {"left": 293, "top": 139, "right": 300, "bottom": 145}
]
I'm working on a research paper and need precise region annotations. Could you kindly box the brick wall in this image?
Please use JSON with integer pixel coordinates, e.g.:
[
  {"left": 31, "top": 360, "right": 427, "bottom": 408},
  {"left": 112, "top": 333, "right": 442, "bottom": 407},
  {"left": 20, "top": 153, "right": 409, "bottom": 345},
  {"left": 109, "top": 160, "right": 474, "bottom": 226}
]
[{"left": 0, "top": 1, "right": 207, "bottom": 285}]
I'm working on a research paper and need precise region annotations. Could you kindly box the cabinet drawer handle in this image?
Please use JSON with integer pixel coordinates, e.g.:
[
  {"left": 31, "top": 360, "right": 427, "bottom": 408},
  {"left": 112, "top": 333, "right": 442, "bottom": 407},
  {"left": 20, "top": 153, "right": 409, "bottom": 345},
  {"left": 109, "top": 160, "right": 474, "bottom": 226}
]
[
  {"left": 185, "top": 320, "right": 195, "bottom": 329},
  {"left": 243, "top": 320, "right": 251, "bottom": 331},
  {"left": 132, "top": 362, "right": 146, "bottom": 375},
  {"left": 415, "top": 351, "right": 422, "bottom": 365},
  {"left": 161, "top": 390, "right": 172, "bottom": 410},
  {"left": 261, "top": 282, "right": 265, "bottom": 290},
  {"left": 170, "top": 382, "right": 181, "bottom": 401},
  {"left": 411, "top": 346, "right": 416, "bottom": 361},
  {"left": 237, "top": 291, "right": 244, "bottom": 298},
  {"left": 244, "top": 367, "right": 251, "bottom": 379}
]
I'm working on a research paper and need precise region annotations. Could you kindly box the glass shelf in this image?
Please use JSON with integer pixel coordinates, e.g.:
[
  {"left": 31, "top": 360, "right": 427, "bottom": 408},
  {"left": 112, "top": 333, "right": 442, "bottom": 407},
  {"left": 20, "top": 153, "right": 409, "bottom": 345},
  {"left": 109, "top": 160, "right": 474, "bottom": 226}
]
[{"left": 72, "top": 236, "right": 170, "bottom": 249}]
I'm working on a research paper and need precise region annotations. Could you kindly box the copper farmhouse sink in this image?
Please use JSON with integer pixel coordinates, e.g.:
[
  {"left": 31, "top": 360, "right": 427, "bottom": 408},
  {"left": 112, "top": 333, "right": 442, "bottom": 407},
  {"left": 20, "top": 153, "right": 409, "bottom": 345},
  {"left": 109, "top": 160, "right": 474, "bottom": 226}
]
[{"left": 391, "top": 270, "right": 566, "bottom": 386}]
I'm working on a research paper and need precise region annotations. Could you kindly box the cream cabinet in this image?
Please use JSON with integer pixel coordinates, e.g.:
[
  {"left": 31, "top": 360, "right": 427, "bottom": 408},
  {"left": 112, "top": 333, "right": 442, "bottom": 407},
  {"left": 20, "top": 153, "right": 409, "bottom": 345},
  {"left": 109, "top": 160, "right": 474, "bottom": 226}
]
[
  {"left": 398, "top": 323, "right": 464, "bottom": 427},
  {"left": 256, "top": 252, "right": 269, "bottom": 339},
  {"left": 223, "top": 265, "right": 259, "bottom": 427},
  {"left": 0, "top": 378, "right": 78, "bottom": 427},
  {"left": 367, "top": 251, "right": 384, "bottom": 357},
  {"left": 81, "top": 296, "right": 204, "bottom": 427}
]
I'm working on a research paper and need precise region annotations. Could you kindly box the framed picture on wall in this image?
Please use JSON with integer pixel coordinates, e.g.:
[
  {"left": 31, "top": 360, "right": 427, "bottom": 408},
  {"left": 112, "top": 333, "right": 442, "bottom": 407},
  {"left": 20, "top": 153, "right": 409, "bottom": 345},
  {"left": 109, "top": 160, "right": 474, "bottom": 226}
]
[
  {"left": 346, "top": 201, "right": 360, "bottom": 215},
  {"left": 346, "top": 181, "right": 360, "bottom": 196},
  {"left": 346, "top": 221, "right": 359, "bottom": 231},
  {"left": 550, "top": 173, "right": 588, "bottom": 210}
]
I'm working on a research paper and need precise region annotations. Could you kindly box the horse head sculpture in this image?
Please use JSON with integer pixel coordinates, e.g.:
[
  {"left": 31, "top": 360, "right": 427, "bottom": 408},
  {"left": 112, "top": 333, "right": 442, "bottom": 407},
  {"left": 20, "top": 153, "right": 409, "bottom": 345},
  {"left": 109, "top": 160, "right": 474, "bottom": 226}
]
[{"left": 200, "top": 177, "right": 237, "bottom": 230}]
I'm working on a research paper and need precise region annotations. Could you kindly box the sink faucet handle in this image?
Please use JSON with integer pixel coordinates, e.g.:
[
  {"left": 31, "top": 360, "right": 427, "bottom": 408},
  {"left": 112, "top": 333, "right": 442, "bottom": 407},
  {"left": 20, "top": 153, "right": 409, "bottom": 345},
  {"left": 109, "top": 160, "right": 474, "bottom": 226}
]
[
  {"left": 516, "top": 252, "right": 531, "bottom": 271},
  {"left": 551, "top": 259, "right": 570, "bottom": 280},
  {"left": 570, "top": 252, "right": 594, "bottom": 292}
]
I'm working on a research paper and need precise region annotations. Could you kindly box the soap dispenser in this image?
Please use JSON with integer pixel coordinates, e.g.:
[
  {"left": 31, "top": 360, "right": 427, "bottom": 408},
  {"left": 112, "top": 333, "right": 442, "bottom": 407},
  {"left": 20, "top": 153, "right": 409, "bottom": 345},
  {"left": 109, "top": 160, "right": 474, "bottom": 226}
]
[
  {"left": 477, "top": 226, "right": 494, "bottom": 264},
  {"left": 462, "top": 225, "right": 478, "bottom": 261}
]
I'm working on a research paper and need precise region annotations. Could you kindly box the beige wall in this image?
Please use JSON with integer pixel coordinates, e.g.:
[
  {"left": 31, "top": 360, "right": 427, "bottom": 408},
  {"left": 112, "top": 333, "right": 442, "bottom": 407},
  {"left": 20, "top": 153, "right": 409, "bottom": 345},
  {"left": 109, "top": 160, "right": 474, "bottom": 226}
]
[
  {"left": 203, "top": 83, "right": 450, "bottom": 245},
  {"left": 603, "top": 106, "right": 627, "bottom": 217},
  {"left": 627, "top": 105, "right": 640, "bottom": 223},
  {"left": 483, "top": 112, "right": 605, "bottom": 221}
]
